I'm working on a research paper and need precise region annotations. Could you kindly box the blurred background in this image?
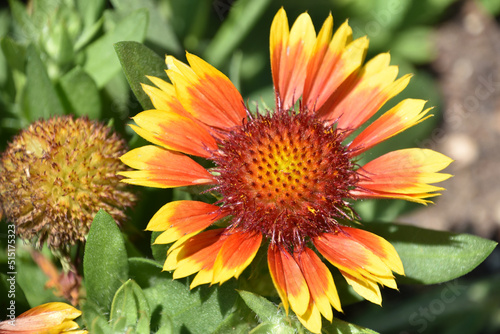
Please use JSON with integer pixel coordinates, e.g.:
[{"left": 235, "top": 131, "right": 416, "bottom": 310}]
[{"left": 0, "top": 0, "right": 499, "bottom": 333}]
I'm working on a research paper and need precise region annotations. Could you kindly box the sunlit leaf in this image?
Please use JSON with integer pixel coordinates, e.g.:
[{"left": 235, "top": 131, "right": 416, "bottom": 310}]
[
  {"left": 238, "top": 290, "right": 279, "bottom": 322},
  {"left": 128, "top": 257, "right": 238, "bottom": 334},
  {"left": 110, "top": 279, "right": 150, "bottom": 333},
  {"left": 238, "top": 290, "right": 295, "bottom": 333},
  {"left": 81, "top": 300, "right": 113, "bottom": 334},
  {"left": 322, "top": 318, "right": 380, "bottom": 334},
  {"left": 364, "top": 223, "right": 497, "bottom": 284},
  {"left": 114, "top": 41, "right": 169, "bottom": 110},
  {"left": 83, "top": 210, "right": 129, "bottom": 313}
]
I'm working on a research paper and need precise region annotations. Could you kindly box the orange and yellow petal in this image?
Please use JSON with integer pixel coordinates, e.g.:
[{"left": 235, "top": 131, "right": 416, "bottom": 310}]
[
  {"left": 141, "top": 79, "right": 194, "bottom": 120},
  {"left": 280, "top": 248, "right": 311, "bottom": 317},
  {"left": 147, "top": 200, "right": 222, "bottom": 245},
  {"left": 212, "top": 230, "right": 263, "bottom": 284},
  {"left": 314, "top": 231, "right": 393, "bottom": 280},
  {"left": 119, "top": 145, "right": 215, "bottom": 188},
  {"left": 166, "top": 53, "right": 246, "bottom": 129},
  {"left": 142, "top": 78, "right": 227, "bottom": 141},
  {"left": 270, "top": 8, "right": 316, "bottom": 110},
  {"left": 353, "top": 148, "right": 453, "bottom": 204},
  {"left": 340, "top": 271, "right": 383, "bottom": 305},
  {"left": 295, "top": 247, "right": 342, "bottom": 320},
  {"left": 130, "top": 110, "right": 217, "bottom": 158},
  {"left": 350, "top": 99, "right": 432, "bottom": 155},
  {"left": 300, "top": 13, "right": 333, "bottom": 108},
  {"left": 270, "top": 8, "right": 289, "bottom": 108},
  {"left": 341, "top": 226, "right": 404, "bottom": 275},
  {"left": 295, "top": 301, "right": 322, "bottom": 334},
  {"left": 164, "top": 229, "right": 226, "bottom": 278},
  {"left": 267, "top": 246, "right": 310, "bottom": 317},
  {"left": 165, "top": 229, "right": 262, "bottom": 289},
  {"left": 267, "top": 245, "right": 290, "bottom": 312},
  {"left": 313, "top": 229, "right": 400, "bottom": 304},
  {"left": 319, "top": 53, "right": 411, "bottom": 134},
  {"left": 303, "top": 20, "right": 368, "bottom": 112},
  {"left": 0, "top": 302, "right": 87, "bottom": 333}
]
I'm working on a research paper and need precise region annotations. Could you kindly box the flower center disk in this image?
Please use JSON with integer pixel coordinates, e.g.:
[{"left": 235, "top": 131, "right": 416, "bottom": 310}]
[{"left": 213, "top": 111, "right": 358, "bottom": 247}]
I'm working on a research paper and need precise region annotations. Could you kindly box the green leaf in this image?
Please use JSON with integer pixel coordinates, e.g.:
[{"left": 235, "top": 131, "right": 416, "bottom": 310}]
[
  {"left": 30, "top": 0, "right": 61, "bottom": 30},
  {"left": 81, "top": 300, "right": 113, "bottom": 334},
  {"left": 212, "top": 310, "right": 253, "bottom": 334},
  {"left": 84, "top": 9, "right": 148, "bottom": 87},
  {"left": 128, "top": 257, "right": 239, "bottom": 334},
  {"left": 151, "top": 231, "right": 168, "bottom": 265},
  {"left": 238, "top": 290, "right": 297, "bottom": 333},
  {"left": 205, "top": 0, "right": 271, "bottom": 67},
  {"left": 114, "top": 41, "right": 169, "bottom": 110},
  {"left": 322, "top": 318, "right": 380, "bottom": 334},
  {"left": 102, "top": 71, "right": 131, "bottom": 118},
  {"left": 76, "top": 0, "right": 106, "bottom": 28},
  {"left": 238, "top": 290, "right": 280, "bottom": 322},
  {"left": 168, "top": 0, "right": 211, "bottom": 48},
  {"left": 228, "top": 50, "right": 243, "bottom": 91},
  {"left": 43, "top": 14, "right": 75, "bottom": 66},
  {"left": 249, "top": 322, "right": 294, "bottom": 334},
  {"left": 83, "top": 210, "right": 129, "bottom": 313},
  {"left": 364, "top": 223, "right": 497, "bottom": 284},
  {"left": 8, "top": 0, "right": 37, "bottom": 42},
  {"left": 0, "top": 273, "right": 30, "bottom": 314},
  {"left": 23, "top": 45, "right": 65, "bottom": 120},
  {"left": 0, "top": 8, "right": 11, "bottom": 38},
  {"left": 58, "top": 67, "right": 101, "bottom": 119},
  {"left": 1, "top": 37, "right": 26, "bottom": 72},
  {"left": 349, "top": 274, "right": 500, "bottom": 333},
  {"left": 110, "top": 0, "right": 181, "bottom": 54},
  {"left": 110, "top": 279, "right": 151, "bottom": 333},
  {"left": 155, "top": 320, "right": 174, "bottom": 334},
  {"left": 74, "top": 17, "right": 103, "bottom": 52}
]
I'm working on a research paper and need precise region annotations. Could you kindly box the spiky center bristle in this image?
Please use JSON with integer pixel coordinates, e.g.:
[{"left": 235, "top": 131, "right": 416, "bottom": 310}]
[{"left": 212, "top": 111, "right": 358, "bottom": 248}]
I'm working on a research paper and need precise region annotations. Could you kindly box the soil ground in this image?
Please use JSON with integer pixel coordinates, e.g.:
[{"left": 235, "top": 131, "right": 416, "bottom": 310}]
[{"left": 400, "top": 0, "right": 500, "bottom": 241}]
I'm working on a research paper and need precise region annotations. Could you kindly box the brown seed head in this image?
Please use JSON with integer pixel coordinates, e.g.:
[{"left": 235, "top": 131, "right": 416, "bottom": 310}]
[{"left": 0, "top": 116, "right": 136, "bottom": 249}]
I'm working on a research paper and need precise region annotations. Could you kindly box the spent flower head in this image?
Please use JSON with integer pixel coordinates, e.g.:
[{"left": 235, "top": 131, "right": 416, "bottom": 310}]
[
  {"left": 119, "top": 8, "right": 452, "bottom": 333},
  {"left": 0, "top": 116, "right": 136, "bottom": 249}
]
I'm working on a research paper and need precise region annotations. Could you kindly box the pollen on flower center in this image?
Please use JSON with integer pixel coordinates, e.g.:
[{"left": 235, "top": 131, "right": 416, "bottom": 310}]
[{"left": 212, "top": 111, "right": 358, "bottom": 246}]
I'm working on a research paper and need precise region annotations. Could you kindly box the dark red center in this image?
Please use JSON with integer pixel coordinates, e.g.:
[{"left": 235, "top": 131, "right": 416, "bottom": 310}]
[{"left": 212, "top": 111, "right": 358, "bottom": 248}]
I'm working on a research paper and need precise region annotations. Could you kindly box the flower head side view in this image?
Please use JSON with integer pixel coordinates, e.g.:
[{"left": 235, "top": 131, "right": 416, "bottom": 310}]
[{"left": 119, "top": 8, "right": 452, "bottom": 333}]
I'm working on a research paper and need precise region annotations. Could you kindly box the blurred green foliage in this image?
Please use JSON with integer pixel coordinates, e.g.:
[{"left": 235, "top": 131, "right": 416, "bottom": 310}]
[{"left": 1, "top": 0, "right": 499, "bottom": 333}]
